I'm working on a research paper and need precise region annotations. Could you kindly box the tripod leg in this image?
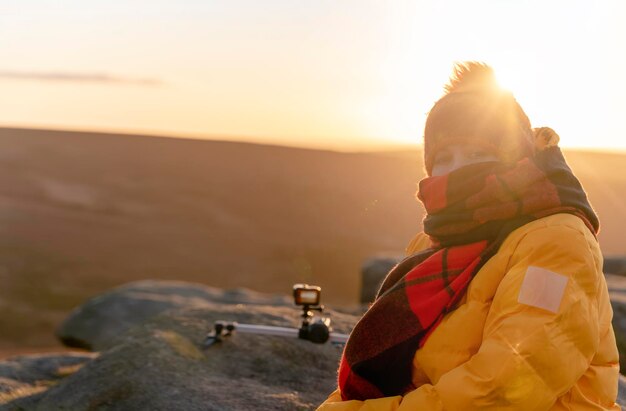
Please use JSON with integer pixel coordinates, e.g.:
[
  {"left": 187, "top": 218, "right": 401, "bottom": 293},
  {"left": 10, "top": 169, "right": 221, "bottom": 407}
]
[
  {"left": 201, "top": 321, "right": 236, "bottom": 349},
  {"left": 202, "top": 334, "right": 221, "bottom": 349}
]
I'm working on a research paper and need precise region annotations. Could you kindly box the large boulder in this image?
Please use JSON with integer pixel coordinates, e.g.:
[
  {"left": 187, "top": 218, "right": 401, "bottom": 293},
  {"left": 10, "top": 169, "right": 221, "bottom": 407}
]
[
  {"left": 360, "top": 255, "right": 402, "bottom": 304},
  {"left": 56, "top": 280, "right": 291, "bottom": 351},
  {"left": 0, "top": 352, "right": 97, "bottom": 386},
  {"left": 4, "top": 274, "right": 626, "bottom": 410},
  {"left": 0, "top": 281, "right": 357, "bottom": 411},
  {"left": 2, "top": 301, "right": 355, "bottom": 411},
  {"left": 620, "top": 375, "right": 626, "bottom": 409},
  {"left": 605, "top": 257, "right": 626, "bottom": 276},
  {"left": 0, "top": 352, "right": 96, "bottom": 408},
  {"left": 606, "top": 273, "right": 626, "bottom": 374}
]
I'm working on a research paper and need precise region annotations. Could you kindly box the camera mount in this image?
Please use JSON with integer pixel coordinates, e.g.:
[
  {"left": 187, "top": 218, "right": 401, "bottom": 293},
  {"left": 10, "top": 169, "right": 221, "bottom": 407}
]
[{"left": 202, "top": 284, "right": 349, "bottom": 348}]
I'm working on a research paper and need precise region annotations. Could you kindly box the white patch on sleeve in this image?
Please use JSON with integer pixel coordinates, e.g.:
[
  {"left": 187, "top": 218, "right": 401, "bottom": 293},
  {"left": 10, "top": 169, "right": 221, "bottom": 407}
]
[{"left": 517, "top": 266, "right": 568, "bottom": 313}]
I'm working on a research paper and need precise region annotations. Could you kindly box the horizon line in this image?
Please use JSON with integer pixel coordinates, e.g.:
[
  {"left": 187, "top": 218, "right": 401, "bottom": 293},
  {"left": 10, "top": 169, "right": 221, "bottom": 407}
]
[{"left": 1, "top": 123, "right": 624, "bottom": 155}]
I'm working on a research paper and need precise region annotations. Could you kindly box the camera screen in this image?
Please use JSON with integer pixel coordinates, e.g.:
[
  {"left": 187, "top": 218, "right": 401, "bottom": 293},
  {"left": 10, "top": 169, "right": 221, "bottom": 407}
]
[{"left": 297, "top": 290, "right": 319, "bottom": 305}]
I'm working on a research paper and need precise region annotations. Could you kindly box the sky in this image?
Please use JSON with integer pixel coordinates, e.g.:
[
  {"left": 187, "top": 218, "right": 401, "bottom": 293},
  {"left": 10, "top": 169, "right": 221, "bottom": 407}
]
[{"left": 1, "top": 0, "right": 625, "bottom": 151}]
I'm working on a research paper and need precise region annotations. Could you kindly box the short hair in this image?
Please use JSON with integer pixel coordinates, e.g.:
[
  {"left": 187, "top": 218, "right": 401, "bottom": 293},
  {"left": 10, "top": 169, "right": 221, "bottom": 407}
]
[{"left": 423, "top": 62, "right": 533, "bottom": 175}]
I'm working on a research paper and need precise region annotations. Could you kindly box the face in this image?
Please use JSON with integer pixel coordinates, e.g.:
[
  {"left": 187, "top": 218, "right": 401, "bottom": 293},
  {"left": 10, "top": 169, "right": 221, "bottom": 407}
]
[{"left": 431, "top": 143, "right": 500, "bottom": 176}]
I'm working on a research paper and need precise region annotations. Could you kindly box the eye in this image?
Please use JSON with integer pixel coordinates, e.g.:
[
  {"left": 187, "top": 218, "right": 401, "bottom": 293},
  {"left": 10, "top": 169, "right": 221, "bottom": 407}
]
[{"left": 468, "top": 149, "right": 496, "bottom": 160}]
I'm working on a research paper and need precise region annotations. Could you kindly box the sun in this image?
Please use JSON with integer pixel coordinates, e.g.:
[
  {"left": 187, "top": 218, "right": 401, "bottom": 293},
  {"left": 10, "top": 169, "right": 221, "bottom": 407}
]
[
  {"left": 490, "top": 63, "right": 588, "bottom": 150},
  {"left": 491, "top": 66, "right": 526, "bottom": 96}
]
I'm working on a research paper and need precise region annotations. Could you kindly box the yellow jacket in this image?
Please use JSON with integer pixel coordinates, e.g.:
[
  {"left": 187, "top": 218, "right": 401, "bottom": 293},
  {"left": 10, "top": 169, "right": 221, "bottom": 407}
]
[{"left": 318, "top": 213, "right": 620, "bottom": 410}]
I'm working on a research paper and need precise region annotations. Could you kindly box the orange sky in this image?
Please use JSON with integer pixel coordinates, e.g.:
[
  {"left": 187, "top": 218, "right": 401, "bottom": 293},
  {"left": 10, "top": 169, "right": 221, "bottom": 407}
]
[{"left": 1, "top": 1, "right": 625, "bottom": 151}]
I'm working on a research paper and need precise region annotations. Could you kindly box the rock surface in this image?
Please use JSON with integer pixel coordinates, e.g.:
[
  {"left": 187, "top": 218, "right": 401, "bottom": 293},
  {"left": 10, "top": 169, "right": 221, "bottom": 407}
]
[
  {"left": 2, "top": 285, "right": 355, "bottom": 411},
  {"left": 360, "top": 255, "right": 403, "bottom": 304},
  {"left": 0, "top": 352, "right": 96, "bottom": 407},
  {"left": 605, "top": 257, "right": 626, "bottom": 277},
  {"left": 4, "top": 274, "right": 626, "bottom": 410},
  {"left": 606, "top": 273, "right": 626, "bottom": 375},
  {"left": 56, "top": 280, "right": 292, "bottom": 351},
  {"left": 620, "top": 375, "right": 626, "bottom": 409}
]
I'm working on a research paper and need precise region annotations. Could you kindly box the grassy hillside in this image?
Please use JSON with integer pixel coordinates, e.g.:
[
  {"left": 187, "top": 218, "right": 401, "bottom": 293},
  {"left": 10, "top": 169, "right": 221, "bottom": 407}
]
[{"left": 0, "top": 127, "right": 624, "bottom": 349}]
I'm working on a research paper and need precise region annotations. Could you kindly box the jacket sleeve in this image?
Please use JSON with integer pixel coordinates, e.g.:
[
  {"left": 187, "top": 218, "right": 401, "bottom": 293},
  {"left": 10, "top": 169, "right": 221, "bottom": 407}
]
[{"left": 317, "top": 223, "right": 603, "bottom": 411}]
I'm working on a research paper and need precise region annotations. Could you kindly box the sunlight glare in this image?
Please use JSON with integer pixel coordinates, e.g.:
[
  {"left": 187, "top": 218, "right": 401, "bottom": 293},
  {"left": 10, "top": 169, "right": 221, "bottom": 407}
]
[{"left": 493, "top": 67, "right": 523, "bottom": 95}]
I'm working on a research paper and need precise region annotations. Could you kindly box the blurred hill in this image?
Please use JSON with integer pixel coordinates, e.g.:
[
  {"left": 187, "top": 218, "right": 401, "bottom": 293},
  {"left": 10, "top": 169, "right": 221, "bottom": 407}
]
[{"left": 0, "top": 127, "right": 625, "bottom": 349}]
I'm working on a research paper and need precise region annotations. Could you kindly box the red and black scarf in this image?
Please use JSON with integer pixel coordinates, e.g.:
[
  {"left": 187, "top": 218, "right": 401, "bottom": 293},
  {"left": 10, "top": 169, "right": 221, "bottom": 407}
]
[{"left": 338, "top": 146, "right": 599, "bottom": 401}]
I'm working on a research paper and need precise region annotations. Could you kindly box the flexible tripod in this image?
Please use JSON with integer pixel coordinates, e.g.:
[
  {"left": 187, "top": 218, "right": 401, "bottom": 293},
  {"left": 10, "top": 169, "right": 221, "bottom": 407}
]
[{"left": 202, "top": 303, "right": 349, "bottom": 348}]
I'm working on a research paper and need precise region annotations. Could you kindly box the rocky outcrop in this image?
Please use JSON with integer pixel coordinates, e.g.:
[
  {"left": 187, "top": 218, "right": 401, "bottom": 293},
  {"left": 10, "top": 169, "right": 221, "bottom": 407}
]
[
  {"left": 56, "top": 280, "right": 292, "bottom": 351},
  {"left": 0, "top": 352, "right": 96, "bottom": 408},
  {"left": 620, "top": 375, "right": 626, "bottom": 409},
  {"left": 360, "top": 255, "right": 402, "bottom": 304},
  {"left": 4, "top": 274, "right": 626, "bottom": 410},
  {"left": 2, "top": 284, "right": 354, "bottom": 410},
  {"left": 605, "top": 257, "right": 626, "bottom": 276},
  {"left": 606, "top": 273, "right": 626, "bottom": 375}
]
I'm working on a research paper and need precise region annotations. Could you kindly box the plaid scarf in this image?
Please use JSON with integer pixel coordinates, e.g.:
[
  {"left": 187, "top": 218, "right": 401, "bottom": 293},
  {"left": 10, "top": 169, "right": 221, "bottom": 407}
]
[{"left": 338, "top": 146, "right": 598, "bottom": 401}]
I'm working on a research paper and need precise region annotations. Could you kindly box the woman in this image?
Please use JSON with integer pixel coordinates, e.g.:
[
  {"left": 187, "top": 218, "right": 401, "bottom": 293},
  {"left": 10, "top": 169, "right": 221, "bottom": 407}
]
[{"left": 317, "top": 62, "right": 620, "bottom": 410}]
